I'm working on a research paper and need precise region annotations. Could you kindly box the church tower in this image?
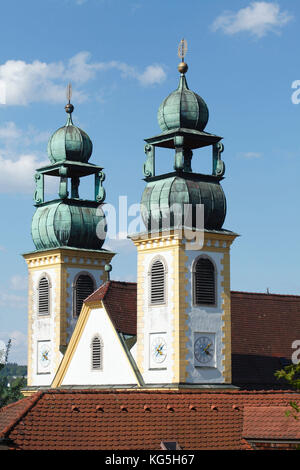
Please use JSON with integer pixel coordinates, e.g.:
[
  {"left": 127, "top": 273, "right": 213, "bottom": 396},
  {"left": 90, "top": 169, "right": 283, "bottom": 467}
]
[
  {"left": 23, "top": 91, "right": 114, "bottom": 387},
  {"left": 131, "top": 41, "right": 237, "bottom": 387}
]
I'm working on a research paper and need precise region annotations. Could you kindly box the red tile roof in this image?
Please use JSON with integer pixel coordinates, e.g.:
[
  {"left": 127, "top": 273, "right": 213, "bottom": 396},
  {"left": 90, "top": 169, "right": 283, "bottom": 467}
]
[
  {"left": 243, "top": 406, "right": 300, "bottom": 440},
  {"left": 1, "top": 389, "right": 300, "bottom": 450},
  {"left": 85, "top": 281, "right": 137, "bottom": 335},
  {"left": 0, "top": 393, "right": 42, "bottom": 439},
  {"left": 231, "top": 291, "right": 300, "bottom": 388},
  {"left": 231, "top": 291, "right": 300, "bottom": 358}
]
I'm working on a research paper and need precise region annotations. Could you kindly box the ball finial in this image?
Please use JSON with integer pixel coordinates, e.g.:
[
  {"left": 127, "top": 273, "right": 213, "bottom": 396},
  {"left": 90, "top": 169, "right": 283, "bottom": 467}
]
[
  {"left": 105, "top": 263, "right": 112, "bottom": 281},
  {"left": 65, "top": 103, "right": 74, "bottom": 114},
  {"left": 178, "top": 61, "right": 188, "bottom": 74},
  {"left": 105, "top": 264, "right": 112, "bottom": 272}
]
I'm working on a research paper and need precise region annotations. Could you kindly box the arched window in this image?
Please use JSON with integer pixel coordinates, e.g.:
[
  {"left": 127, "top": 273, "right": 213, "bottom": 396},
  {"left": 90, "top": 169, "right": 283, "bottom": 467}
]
[
  {"left": 150, "top": 259, "right": 166, "bottom": 305},
  {"left": 38, "top": 276, "right": 50, "bottom": 316},
  {"left": 91, "top": 336, "right": 103, "bottom": 370},
  {"left": 194, "top": 257, "right": 216, "bottom": 305},
  {"left": 74, "top": 274, "right": 95, "bottom": 317}
]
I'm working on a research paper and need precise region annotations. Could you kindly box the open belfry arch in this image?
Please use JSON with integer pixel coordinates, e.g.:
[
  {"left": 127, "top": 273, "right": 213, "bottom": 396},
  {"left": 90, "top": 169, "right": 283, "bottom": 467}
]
[
  {"left": 130, "top": 39, "right": 237, "bottom": 386},
  {"left": 23, "top": 88, "right": 114, "bottom": 387}
]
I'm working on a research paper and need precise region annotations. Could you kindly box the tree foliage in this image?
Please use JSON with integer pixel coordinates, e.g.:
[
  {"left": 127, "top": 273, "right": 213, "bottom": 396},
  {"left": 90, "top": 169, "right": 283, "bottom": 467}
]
[
  {"left": 0, "top": 340, "right": 26, "bottom": 409},
  {"left": 275, "top": 363, "right": 300, "bottom": 419}
]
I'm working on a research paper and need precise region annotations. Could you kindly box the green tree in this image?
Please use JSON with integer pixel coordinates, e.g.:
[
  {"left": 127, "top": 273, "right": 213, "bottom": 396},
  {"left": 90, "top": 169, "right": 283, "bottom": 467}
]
[
  {"left": 275, "top": 363, "right": 300, "bottom": 419},
  {"left": 0, "top": 340, "right": 26, "bottom": 409}
]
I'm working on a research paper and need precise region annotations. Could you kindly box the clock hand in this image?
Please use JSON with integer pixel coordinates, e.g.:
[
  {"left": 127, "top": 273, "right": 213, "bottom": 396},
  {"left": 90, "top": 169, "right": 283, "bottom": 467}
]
[{"left": 203, "top": 343, "right": 212, "bottom": 355}]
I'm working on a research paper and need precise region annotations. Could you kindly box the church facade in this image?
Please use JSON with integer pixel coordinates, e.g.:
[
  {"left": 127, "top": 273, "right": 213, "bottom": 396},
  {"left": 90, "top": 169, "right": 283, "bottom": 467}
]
[{"left": 1, "top": 46, "right": 300, "bottom": 450}]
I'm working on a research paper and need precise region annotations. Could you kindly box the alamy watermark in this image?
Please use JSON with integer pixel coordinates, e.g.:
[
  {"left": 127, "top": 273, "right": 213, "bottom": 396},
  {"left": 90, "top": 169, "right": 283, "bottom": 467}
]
[
  {"left": 95, "top": 196, "right": 205, "bottom": 250},
  {"left": 291, "top": 339, "right": 300, "bottom": 364}
]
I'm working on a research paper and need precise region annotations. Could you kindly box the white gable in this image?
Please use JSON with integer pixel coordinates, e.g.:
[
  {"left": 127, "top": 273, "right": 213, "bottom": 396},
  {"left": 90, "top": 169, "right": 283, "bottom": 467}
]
[{"left": 61, "top": 306, "right": 139, "bottom": 386}]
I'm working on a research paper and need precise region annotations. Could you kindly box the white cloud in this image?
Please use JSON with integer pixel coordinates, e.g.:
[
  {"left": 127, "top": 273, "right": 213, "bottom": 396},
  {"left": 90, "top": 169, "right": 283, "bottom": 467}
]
[
  {"left": 0, "top": 121, "right": 55, "bottom": 193},
  {"left": 239, "top": 151, "right": 262, "bottom": 159},
  {"left": 137, "top": 64, "right": 167, "bottom": 86},
  {"left": 0, "top": 52, "right": 166, "bottom": 106},
  {"left": 0, "top": 121, "right": 50, "bottom": 150},
  {"left": 92, "top": 60, "right": 166, "bottom": 86},
  {"left": 211, "top": 2, "right": 293, "bottom": 38},
  {"left": 0, "top": 153, "right": 48, "bottom": 193},
  {"left": 0, "top": 121, "right": 21, "bottom": 140}
]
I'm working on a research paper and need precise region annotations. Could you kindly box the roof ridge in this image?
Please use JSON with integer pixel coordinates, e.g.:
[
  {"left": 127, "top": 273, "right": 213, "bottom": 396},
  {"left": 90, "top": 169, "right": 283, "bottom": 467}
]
[
  {"left": 44, "top": 388, "right": 300, "bottom": 395},
  {"left": 110, "top": 280, "right": 137, "bottom": 285},
  {"left": 231, "top": 290, "right": 300, "bottom": 299},
  {"left": 0, "top": 391, "right": 43, "bottom": 439},
  {"left": 85, "top": 280, "right": 111, "bottom": 302}
]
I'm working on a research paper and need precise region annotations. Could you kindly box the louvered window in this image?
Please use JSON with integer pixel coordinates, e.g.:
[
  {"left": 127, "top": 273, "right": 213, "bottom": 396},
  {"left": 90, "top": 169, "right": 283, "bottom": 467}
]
[
  {"left": 194, "top": 258, "right": 215, "bottom": 305},
  {"left": 92, "top": 337, "right": 102, "bottom": 370},
  {"left": 150, "top": 260, "right": 165, "bottom": 304},
  {"left": 75, "top": 275, "right": 95, "bottom": 317},
  {"left": 38, "top": 277, "right": 49, "bottom": 315}
]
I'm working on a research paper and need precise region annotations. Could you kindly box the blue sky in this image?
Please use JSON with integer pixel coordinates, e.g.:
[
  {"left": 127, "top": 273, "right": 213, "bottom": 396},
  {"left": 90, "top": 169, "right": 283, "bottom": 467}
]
[{"left": 1, "top": 0, "right": 300, "bottom": 363}]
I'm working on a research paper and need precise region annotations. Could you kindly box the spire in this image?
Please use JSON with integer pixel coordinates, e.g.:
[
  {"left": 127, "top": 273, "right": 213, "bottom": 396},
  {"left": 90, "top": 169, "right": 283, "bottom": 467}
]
[
  {"left": 47, "top": 84, "right": 92, "bottom": 164},
  {"left": 65, "top": 82, "right": 74, "bottom": 126},
  {"left": 177, "top": 38, "right": 188, "bottom": 75},
  {"left": 157, "top": 39, "right": 209, "bottom": 136}
]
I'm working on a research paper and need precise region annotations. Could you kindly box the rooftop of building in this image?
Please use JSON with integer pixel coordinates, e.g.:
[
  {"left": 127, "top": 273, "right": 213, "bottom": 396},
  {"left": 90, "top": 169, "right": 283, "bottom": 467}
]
[{"left": 1, "top": 388, "right": 300, "bottom": 450}]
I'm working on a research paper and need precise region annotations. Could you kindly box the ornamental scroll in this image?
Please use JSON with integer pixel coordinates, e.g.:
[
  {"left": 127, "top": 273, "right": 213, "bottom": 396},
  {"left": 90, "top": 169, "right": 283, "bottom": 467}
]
[
  {"left": 212, "top": 142, "right": 225, "bottom": 177},
  {"left": 95, "top": 171, "right": 106, "bottom": 203},
  {"left": 143, "top": 144, "right": 155, "bottom": 178},
  {"left": 34, "top": 173, "right": 44, "bottom": 204}
]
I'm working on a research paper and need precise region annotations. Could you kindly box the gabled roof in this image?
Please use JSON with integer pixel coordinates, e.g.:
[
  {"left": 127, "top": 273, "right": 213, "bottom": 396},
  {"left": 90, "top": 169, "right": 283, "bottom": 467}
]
[
  {"left": 1, "top": 389, "right": 300, "bottom": 450},
  {"left": 51, "top": 301, "right": 142, "bottom": 388},
  {"left": 83, "top": 283, "right": 300, "bottom": 388},
  {"left": 85, "top": 281, "right": 136, "bottom": 335}
]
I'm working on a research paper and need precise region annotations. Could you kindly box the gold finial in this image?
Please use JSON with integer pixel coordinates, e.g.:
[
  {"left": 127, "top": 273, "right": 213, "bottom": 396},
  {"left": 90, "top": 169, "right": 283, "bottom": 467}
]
[
  {"left": 178, "top": 38, "right": 188, "bottom": 74},
  {"left": 65, "top": 82, "right": 74, "bottom": 114}
]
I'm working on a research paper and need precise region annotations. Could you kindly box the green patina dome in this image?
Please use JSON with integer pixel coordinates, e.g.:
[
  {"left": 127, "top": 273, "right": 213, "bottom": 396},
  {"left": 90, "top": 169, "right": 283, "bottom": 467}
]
[
  {"left": 47, "top": 111, "right": 93, "bottom": 164},
  {"left": 157, "top": 74, "right": 209, "bottom": 133},
  {"left": 141, "top": 175, "right": 226, "bottom": 231},
  {"left": 31, "top": 200, "right": 106, "bottom": 250}
]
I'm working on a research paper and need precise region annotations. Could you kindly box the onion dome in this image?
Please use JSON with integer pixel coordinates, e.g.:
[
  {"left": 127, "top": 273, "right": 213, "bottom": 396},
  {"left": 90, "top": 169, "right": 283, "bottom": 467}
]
[
  {"left": 157, "top": 66, "right": 209, "bottom": 133},
  {"left": 47, "top": 103, "right": 93, "bottom": 164},
  {"left": 141, "top": 175, "right": 226, "bottom": 231},
  {"left": 31, "top": 200, "right": 106, "bottom": 250}
]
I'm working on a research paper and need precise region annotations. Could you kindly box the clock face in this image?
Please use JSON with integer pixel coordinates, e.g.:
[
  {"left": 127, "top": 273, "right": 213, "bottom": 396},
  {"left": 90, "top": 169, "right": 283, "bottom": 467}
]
[
  {"left": 39, "top": 344, "right": 51, "bottom": 369},
  {"left": 151, "top": 336, "right": 167, "bottom": 364},
  {"left": 194, "top": 336, "right": 214, "bottom": 364}
]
